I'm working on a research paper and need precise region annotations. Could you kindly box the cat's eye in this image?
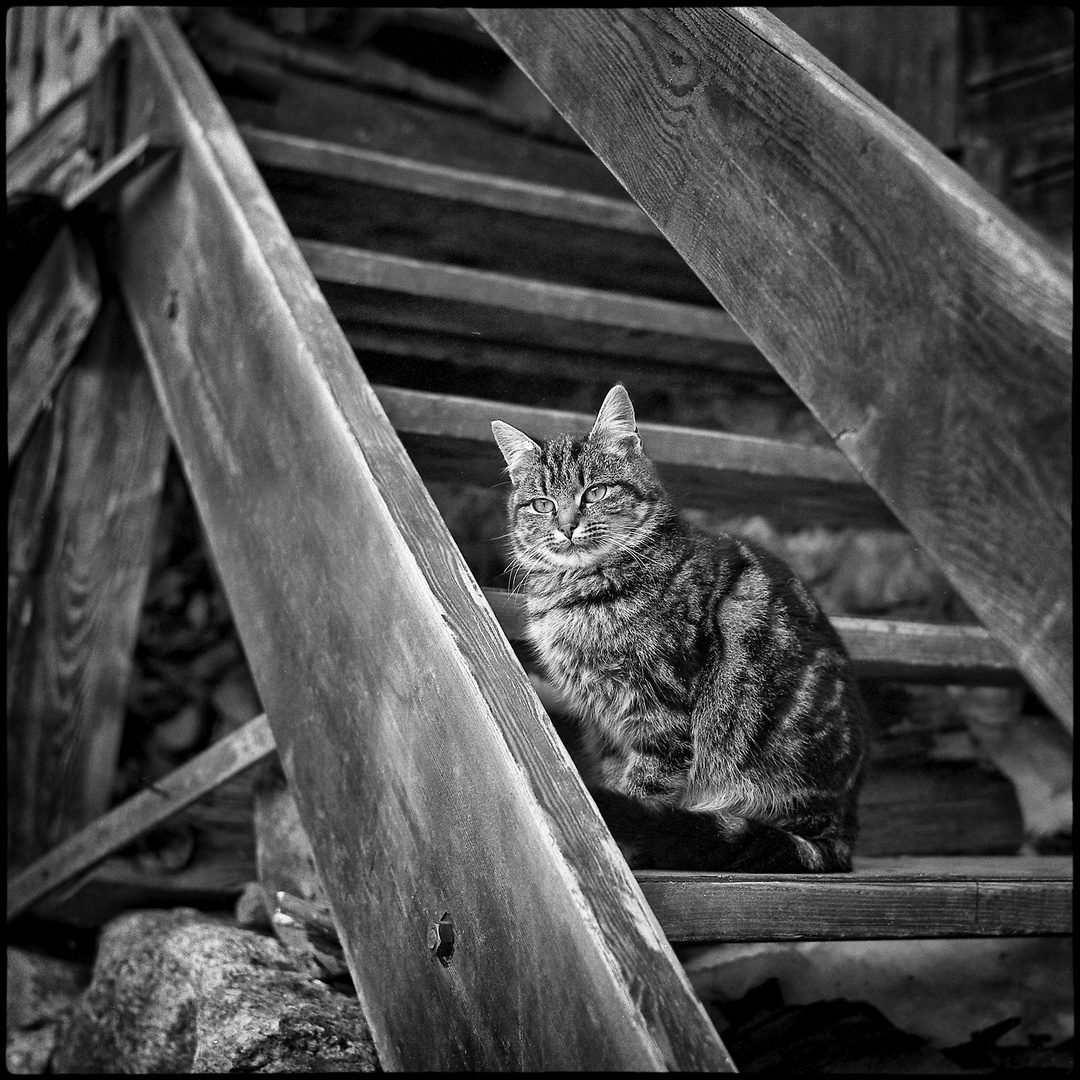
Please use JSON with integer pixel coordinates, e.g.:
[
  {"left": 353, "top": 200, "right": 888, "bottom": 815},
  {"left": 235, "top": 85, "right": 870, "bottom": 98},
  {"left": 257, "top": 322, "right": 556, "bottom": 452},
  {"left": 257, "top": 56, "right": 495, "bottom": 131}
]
[
  {"left": 530, "top": 497, "right": 556, "bottom": 514},
  {"left": 582, "top": 484, "right": 609, "bottom": 504}
]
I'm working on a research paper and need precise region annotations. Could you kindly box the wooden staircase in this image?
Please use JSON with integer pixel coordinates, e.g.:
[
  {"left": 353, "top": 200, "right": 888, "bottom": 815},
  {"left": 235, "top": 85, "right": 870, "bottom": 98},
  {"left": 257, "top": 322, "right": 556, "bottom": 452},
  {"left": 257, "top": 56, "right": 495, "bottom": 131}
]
[{"left": 7, "top": 7, "right": 1071, "bottom": 1072}]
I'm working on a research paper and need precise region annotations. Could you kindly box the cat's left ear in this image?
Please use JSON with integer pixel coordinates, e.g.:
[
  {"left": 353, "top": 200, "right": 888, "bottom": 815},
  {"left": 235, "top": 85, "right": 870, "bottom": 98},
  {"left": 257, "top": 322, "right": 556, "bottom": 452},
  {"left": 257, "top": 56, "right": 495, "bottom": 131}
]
[
  {"left": 492, "top": 420, "right": 541, "bottom": 485},
  {"left": 590, "top": 384, "right": 641, "bottom": 457}
]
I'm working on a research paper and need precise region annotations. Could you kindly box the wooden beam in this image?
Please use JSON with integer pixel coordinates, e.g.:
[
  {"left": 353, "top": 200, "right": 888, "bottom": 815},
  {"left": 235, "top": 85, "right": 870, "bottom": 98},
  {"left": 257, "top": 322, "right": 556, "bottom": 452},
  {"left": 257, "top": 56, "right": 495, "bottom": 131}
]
[
  {"left": 469, "top": 8, "right": 1072, "bottom": 728},
  {"left": 5, "top": 7, "right": 122, "bottom": 154},
  {"left": 7, "top": 295, "right": 170, "bottom": 870},
  {"left": 636, "top": 856, "right": 1073, "bottom": 942},
  {"left": 7, "top": 715, "right": 275, "bottom": 923},
  {"left": 8, "top": 224, "right": 101, "bottom": 462},
  {"left": 60, "top": 133, "right": 176, "bottom": 212},
  {"left": 240, "top": 124, "right": 658, "bottom": 235},
  {"left": 300, "top": 239, "right": 752, "bottom": 348},
  {"left": 482, "top": 589, "right": 1019, "bottom": 686},
  {"left": 376, "top": 385, "right": 899, "bottom": 530},
  {"left": 6, "top": 87, "right": 93, "bottom": 198},
  {"left": 113, "top": 9, "right": 733, "bottom": 1071}
]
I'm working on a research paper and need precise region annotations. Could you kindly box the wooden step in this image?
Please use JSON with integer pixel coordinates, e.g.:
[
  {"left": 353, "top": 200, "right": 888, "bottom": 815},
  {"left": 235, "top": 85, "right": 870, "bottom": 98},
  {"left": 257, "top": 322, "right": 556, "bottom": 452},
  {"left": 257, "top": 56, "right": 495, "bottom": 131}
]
[
  {"left": 636, "top": 856, "right": 1073, "bottom": 942},
  {"left": 300, "top": 239, "right": 772, "bottom": 378},
  {"left": 482, "top": 588, "right": 1020, "bottom": 686},
  {"left": 241, "top": 124, "right": 659, "bottom": 235},
  {"left": 373, "top": 385, "right": 898, "bottom": 530},
  {"left": 237, "top": 102, "right": 721, "bottom": 309}
]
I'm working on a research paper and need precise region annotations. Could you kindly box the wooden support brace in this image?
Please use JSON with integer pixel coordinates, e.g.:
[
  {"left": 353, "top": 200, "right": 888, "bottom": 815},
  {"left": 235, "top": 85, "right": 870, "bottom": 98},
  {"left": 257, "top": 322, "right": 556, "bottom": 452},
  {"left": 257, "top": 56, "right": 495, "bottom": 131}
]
[
  {"left": 7, "top": 295, "right": 170, "bottom": 870},
  {"left": 61, "top": 133, "right": 177, "bottom": 212},
  {"left": 8, "top": 224, "right": 100, "bottom": 462},
  {"left": 470, "top": 8, "right": 1073, "bottom": 729},
  {"left": 7, "top": 714, "right": 275, "bottom": 922},
  {"left": 111, "top": 9, "right": 733, "bottom": 1071}
]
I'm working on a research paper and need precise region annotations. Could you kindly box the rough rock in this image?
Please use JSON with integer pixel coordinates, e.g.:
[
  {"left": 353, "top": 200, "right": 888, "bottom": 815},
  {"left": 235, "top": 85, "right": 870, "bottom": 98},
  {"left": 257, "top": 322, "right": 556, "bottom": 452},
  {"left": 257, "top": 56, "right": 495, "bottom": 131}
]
[
  {"left": 51, "top": 908, "right": 379, "bottom": 1073},
  {"left": 7, "top": 948, "right": 92, "bottom": 1074}
]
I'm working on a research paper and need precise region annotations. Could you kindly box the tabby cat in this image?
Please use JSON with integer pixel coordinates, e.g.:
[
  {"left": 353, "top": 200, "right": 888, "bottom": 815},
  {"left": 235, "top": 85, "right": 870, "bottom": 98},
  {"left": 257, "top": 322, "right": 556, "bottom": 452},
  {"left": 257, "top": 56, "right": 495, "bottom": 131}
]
[{"left": 492, "top": 385, "right": 868, "bottom": 873}]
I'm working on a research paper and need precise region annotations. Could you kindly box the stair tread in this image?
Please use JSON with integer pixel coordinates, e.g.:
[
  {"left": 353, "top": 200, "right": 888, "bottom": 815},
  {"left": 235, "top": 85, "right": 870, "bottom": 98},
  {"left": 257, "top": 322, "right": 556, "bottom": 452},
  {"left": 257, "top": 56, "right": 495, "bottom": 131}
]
[
  {"left": 481, "top": 589, "right": 1019, "bottom": 686},
  {"left": 635, "top": 856, "right": 1072, "bottom": 941},
  {"left": 241, "top": 123, "right": 660, "bottom": 236},
  {"left": 300, "top": 238, "right": 751, "bottom": 346},
  {"left": 376, "top": 385, "right": 899, "bottom": 530}
]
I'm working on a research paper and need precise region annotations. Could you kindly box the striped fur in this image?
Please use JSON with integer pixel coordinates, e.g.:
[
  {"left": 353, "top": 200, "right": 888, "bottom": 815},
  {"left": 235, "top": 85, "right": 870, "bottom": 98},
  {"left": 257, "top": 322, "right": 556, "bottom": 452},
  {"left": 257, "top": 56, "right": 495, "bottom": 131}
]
[{"left": 492, "top": 385, "right": 868, "bottom": 873}]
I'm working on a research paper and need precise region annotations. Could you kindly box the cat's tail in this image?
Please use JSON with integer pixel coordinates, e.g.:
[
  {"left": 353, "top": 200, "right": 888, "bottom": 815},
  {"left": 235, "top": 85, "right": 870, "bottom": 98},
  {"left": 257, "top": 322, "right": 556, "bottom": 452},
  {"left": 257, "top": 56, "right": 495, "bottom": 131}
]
[{"left": 590, "top": 789, "right": 853, "bottom": 873}]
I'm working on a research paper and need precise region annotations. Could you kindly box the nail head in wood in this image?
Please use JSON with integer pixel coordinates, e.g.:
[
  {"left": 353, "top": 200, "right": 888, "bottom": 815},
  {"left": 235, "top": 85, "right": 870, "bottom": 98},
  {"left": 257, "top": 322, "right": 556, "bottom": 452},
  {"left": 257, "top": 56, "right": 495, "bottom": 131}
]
[{"left": 428, "top": 912, "right": 455, "bottom": 965}]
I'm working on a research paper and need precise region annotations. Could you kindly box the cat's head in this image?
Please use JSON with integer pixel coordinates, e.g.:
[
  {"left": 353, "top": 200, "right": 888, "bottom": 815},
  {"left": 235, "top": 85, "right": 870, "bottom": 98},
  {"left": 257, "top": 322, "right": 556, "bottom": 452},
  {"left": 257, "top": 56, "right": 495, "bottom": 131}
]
[{"left": 491, "top": 385, "right": 666, "bottom": 570}]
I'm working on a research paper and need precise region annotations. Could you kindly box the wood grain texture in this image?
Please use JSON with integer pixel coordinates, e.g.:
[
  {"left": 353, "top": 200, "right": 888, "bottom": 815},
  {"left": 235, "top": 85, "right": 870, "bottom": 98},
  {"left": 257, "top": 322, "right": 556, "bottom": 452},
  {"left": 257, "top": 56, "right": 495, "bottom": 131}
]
[
  {"left": 300, "top": 239, "right": 751, "bottom": 346},
  {"left": 376, "top": 385, "right": 898, "bottom": 530},
  {"left": 636, "top": 856, "right": 1072, "bottom": 942},
  {"left": 470, "top": 8, "right": 1073, "bottom": 729},
  {"left": 258, "top": 159, "right": 716, "bottom": 307},
  {"left": 113, "top": 10, "right": 733, "bottom": 1070},
  {"left": 6, "top": 87, "right": 93, "bottom": 198},
  {"left": 6, "top": 7, "right": 121, "bottom": 154},
  {"left": 481, "top": 589, "right": 1017, "bottom": 685},
  {"left": 8, "top": 224, "right": 101, "bottom": 462},
  {"left": 241, "top": 124, "right": 658, "bottom": 235},
  {"left": 7, "top": 296, "right": 169, "bottom": 869},
  {"left": 7, "top": 714, "right": 274, "bottom": 922}
]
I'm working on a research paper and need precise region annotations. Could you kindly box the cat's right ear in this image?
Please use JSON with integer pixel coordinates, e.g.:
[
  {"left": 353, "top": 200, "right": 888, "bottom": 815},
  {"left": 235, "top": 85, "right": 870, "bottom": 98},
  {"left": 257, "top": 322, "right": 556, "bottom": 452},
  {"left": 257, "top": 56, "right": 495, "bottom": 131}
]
[{"left": 491, "top": 421, "right": 541, "bottom": 485}]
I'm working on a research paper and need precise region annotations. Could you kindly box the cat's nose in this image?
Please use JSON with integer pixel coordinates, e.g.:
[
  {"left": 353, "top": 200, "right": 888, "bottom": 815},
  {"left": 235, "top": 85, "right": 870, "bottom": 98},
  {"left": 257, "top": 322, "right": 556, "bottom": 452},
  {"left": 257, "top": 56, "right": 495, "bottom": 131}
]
[{"left": 556, "top": 508, "right": 580, "bottom": 538}]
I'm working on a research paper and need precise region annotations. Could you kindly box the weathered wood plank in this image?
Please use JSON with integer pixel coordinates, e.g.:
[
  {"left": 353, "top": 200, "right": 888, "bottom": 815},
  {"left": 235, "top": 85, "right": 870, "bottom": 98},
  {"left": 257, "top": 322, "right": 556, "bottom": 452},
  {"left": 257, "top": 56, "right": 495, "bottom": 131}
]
[
  {"left": 6, "top": 87, "right": 94, "bottom": 199},
  {"left": 7, "top": 296, "right": 170, "bottom": 870},
  {"left": 60, "top": 133, "right": 176, "bottom": 212},
  {"left": 636, "top": 856, "right": 1072, "bottom": 942},
  {"left": 377, "top": 385, "right": 898, "bottom": 530},
  {"left": 114, "top": 9, "right": 733, "bottom": 1070},
  {"left": 482, "top": 589, "right": 1019, "bottom": 686},
  {"left": 470, "top": 8, "right": 1072, "bottom": 729},
  {"left": 8, "top": 225, "right": 101, "bottom": 462},
  {"left": 7, "top": 714, "right": 275, "bottom": 922},
  {"left": 324, "top": 276, "right": 767, "bottom": 375},
  {"left": 240, "top": 124, "right": 658, "bottom": 235},
  {"left": 301, "top": 238, "right": 751, "bottom": 347},
  {"left": 5, "top": 7, "right": 122, "bottom": 154}
]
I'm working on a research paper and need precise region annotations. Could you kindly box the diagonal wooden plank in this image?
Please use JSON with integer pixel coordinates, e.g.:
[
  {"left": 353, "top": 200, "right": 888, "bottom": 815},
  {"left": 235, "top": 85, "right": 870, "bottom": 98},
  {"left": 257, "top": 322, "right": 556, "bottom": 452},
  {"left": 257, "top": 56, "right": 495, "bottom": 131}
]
[
  {"left": 112, "top": 9, "right": 733, "bottom": 1071},
  {"left": 470, "top": 8, "right": 1072, "bottom": 730},
  {"left": 7, "top": 714, "right": 275, "bottom": 923}
]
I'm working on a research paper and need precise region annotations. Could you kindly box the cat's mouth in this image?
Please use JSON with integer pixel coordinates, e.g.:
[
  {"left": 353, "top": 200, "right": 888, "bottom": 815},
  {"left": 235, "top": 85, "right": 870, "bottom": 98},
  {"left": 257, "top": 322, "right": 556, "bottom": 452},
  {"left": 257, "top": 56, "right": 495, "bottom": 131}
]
[{"left": 540, "top": 541, "right": 604, "bottom": 568}]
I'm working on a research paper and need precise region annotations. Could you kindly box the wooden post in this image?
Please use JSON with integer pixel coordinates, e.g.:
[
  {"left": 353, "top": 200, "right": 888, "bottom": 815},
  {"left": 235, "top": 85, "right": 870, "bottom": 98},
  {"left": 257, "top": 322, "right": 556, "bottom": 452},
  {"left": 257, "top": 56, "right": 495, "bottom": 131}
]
[
  {"left": 112, "top": 9, "right": 733, "bottom": 1071},
  {"left": 8, "top": 295, "right": 170, "bottom": 868},
  {"left": 469, "top": 8, "right": 1073, "bottom": 729},
  {"left": 8, "top": 224, "right": 101, "bottom": 462}
]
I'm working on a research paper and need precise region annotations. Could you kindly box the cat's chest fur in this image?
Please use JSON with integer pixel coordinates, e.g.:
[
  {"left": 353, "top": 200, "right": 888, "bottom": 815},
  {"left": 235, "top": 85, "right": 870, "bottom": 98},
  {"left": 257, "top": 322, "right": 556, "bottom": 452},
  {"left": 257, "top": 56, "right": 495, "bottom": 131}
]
[{"left": 525, "top": 580, "right": 690, "bottom": 726}]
